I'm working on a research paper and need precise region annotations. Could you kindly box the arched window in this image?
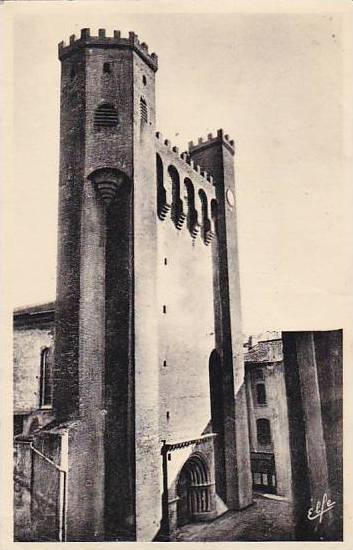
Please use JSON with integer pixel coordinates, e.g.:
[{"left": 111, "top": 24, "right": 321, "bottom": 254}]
[
  {"left": 168, "top": 166, "right": 185, "bottom": 228},
  {"left": 39, "top": 348, "right": 53, "bottom": 408},
  {"left": 198, "top": 189, "right": 211, "bottom": 242},
  {"left": 140, "top": 97, "right": 148, "bottom": 124},
  {"left": 256, "top": 418, "right": 271, "bottom": 446},
  {"left": 156, "top": 154, "right": 171, "bottom": 221},
  {"left": 184, "top": 179, "right": 198, "bottom": 236},
  {"left": 94, "top": 103, "right": 118, "bottom": 129},
  {"left": 256, "top": 383, "right": 267, "bottom": 405}
]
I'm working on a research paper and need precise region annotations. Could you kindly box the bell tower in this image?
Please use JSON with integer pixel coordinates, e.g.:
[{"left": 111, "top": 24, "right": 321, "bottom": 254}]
[{"left": 54, "top": 29, "right": 160, "bottom": 541}]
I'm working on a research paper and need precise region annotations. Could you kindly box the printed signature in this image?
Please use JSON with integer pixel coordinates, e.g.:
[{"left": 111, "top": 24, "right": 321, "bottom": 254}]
[{"left": 307, "top": 493, "right": 336, "bottom": 523}]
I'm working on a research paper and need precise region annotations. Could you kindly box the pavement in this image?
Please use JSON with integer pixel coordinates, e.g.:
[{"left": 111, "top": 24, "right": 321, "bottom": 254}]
[{"left": 174, "top": 493, "right": 295, "bottom": 542}]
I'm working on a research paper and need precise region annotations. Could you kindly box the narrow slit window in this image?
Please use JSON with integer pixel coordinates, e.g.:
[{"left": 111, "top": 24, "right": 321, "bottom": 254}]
[
  {"left": 39, "top": 348, "right": 53, "bottom": 408},
  {"left": 103, "top": 62, "right": 111, "bottom": 74},
  {"left": 163, "top": 360, "right": 167, "bottom": 367},
  {"left": 163, "top": 305, "right": 167, "bottom": 314},
  {"left": 164, "top": 258, "right": 168, "bottom": 265}
]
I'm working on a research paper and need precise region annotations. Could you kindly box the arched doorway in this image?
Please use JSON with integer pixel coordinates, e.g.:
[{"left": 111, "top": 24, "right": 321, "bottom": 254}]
[{"left": 176, "top": 454, "right": 212, "bottom": 527}]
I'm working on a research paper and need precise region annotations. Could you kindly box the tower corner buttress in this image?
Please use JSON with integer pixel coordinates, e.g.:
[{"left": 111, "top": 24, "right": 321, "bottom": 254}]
[{"left": 188, "top": 129, "right": 252, "bottom": 511}]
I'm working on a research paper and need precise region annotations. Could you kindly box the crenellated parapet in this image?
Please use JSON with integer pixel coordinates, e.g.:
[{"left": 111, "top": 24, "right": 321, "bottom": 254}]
[
  {"left": 155, "top": 132, "right": 214, "bottom": 186},
  {"left": 188, "top": 129, "right": 235, "bottom": 156},
  {"left": 155, "top": 132, "right": 217, "bottom": 246},
  {"left": 58, "top": 28, "right": 158, "bottom": 71}
]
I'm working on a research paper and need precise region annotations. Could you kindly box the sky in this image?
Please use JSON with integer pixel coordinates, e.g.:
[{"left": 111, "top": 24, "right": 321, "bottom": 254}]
[{"left": 3, "top": 0, "right": 352, "bottom": 334}]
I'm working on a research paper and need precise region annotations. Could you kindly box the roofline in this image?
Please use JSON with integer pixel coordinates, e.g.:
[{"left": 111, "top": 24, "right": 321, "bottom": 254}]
[{"left": 13, "top": 301, "right": 55, "bottom": 317}]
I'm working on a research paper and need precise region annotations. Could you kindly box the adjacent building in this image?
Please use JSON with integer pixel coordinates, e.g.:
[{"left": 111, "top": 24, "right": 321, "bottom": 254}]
[{"left": 244, "top": 333, "right": 292, "bottom": 498}]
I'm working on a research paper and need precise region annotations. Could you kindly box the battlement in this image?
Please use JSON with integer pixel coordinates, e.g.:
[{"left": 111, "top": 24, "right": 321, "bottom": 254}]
[
  {"left": 58, "top": 28, "right": 158, "bottom": 71},
  {"left": 188, "top": 129, "right": 235, "bottom": 156},
  {"left": 155, "top": 131, "right": 214, "bottom": 185}
]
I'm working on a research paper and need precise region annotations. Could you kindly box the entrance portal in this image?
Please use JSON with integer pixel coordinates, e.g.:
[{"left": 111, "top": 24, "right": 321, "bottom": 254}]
[{"left": 176, "top": 454, "right": 213, "bottom": 527}]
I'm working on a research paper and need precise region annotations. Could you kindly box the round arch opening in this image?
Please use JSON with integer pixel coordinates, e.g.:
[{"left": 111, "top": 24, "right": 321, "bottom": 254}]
[{"left": 176, "top": 453, "right": 214, "bottom": 527}]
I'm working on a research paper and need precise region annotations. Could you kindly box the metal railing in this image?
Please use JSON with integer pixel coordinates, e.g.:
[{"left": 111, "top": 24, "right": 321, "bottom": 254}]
[{"left": 30, "top": 443, "right": 67, "bottom": 542}]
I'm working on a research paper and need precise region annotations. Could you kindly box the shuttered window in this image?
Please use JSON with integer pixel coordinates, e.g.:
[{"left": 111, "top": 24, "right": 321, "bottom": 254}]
[
  {"left": 140, "top": 97, "right": 148, "bottom": 123},
  {"left": 94, "top": 103, "right": 118, "bottom": 128}
]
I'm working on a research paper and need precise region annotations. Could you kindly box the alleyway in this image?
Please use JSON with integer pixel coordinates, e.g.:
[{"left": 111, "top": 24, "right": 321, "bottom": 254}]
[{"left": 174, "top": 493, "right": 295, "bottom": 542}]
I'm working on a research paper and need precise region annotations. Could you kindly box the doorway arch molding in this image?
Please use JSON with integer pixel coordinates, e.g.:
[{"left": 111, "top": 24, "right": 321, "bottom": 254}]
[{"left": 176, "top": 451, "right": 216, "bottom": 526}]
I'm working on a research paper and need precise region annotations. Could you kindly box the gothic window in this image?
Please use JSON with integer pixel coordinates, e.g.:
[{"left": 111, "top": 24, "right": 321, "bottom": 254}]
[
  {"left": 103, "top": 62, "right": 111, "bottom": 74},
  {"left": 256, "top": 418, "right": 271, "bottom": 446},
  {"left": 94, "top": 103, "right": 118, "bottom": 129},
  {"left": 39, "top": 348, "right": 53, "bottom": 408},
  {"left": 140, "top": 97, "right": 148, "bottom": 123},
  {"left": 256, "top": 383, "right": 267, "bottom": 405}
]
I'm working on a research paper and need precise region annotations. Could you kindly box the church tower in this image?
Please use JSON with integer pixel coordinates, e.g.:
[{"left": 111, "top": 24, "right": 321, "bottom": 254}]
[
  {"left": 50, "top": 27, "right": 252, "bottom": 543},
  {"left": 55, "top": 29, "right": 160, "bottom": 541}
]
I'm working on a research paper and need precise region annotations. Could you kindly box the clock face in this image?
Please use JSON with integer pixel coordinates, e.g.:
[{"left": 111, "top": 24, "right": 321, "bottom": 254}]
[{"left": 226, "top": 188, "right": 235, "bottom": 207}]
